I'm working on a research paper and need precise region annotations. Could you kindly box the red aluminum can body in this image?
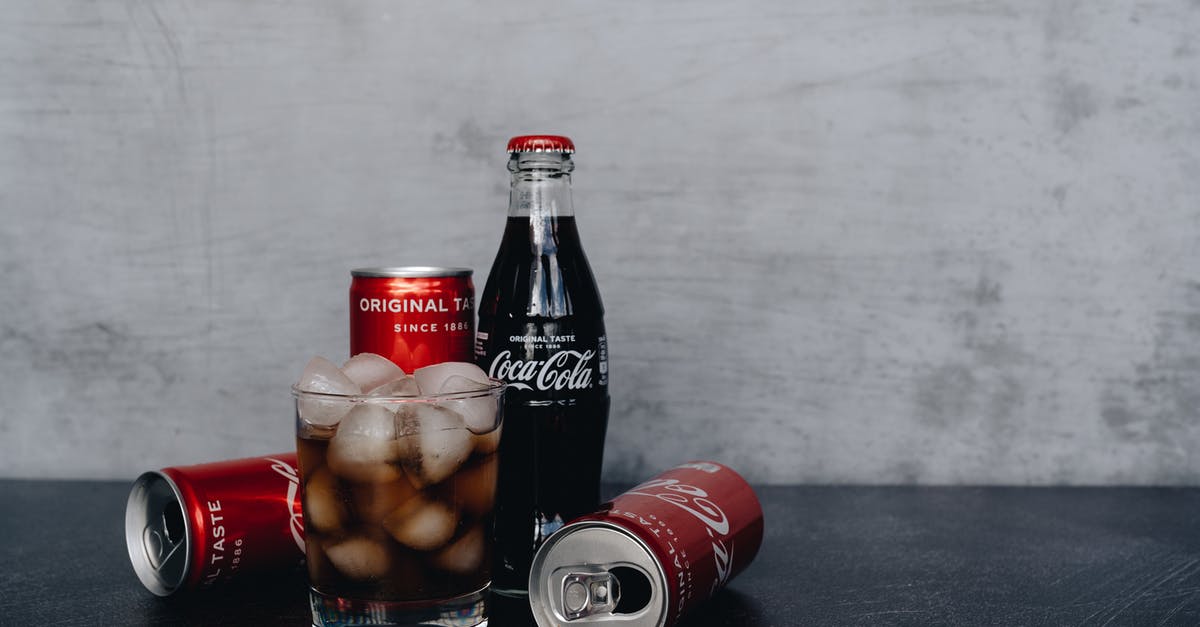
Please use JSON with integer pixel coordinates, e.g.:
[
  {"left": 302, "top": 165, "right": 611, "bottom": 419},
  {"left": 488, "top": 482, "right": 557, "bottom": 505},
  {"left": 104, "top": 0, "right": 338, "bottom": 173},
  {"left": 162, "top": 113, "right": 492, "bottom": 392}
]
[
  {"left": 528, "top": 461, "right": 764, "bottom": 626},
  {"left": 349, "top": 267, "right": 475, "bottom": 372},
  {"left": 125, "top": 452, "right": 306, "bottom": 596}
]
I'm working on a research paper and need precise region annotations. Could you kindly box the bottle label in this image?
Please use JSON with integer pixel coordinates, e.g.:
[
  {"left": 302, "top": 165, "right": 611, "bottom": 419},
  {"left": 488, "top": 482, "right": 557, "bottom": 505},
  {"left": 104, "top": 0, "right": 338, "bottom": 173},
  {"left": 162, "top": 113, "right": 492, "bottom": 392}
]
[
  {"left": 487, "top": 346, "right": 594, "bottom": 392},
  {"left": 479, "top": 330, "right": 607, "bottom": 393}
]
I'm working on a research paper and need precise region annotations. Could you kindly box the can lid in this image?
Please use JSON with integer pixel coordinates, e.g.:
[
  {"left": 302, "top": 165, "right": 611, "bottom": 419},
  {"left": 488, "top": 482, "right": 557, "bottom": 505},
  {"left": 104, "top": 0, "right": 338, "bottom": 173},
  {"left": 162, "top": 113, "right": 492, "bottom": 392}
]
[
  {"left": 507, "top": 135, "right": 575, "bottom": 154},
  {"left": 528, "top": 521, "right": 669, "bottom": 627},
  {"left": 351, "top": 266, "right": 473, "bottom": 278},
  {"left": 125, "top": 471, "right": 191, "bottom": 596}
]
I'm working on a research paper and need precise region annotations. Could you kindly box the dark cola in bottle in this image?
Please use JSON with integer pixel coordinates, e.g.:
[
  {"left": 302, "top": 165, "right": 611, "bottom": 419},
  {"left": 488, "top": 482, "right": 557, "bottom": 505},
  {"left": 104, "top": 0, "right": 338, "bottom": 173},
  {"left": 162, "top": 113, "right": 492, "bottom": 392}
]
[{"left": 476, "top": 134, "right": 610, "bottom": 597}]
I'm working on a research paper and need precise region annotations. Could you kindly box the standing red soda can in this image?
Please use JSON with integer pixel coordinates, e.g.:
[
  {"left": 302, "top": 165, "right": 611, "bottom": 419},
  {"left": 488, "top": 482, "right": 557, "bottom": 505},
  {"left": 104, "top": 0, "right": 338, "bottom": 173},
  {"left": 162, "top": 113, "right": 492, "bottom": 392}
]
[
  {"left": 528, "top": 461, "right": 764, "bottom": 627},
  {"left": 349, "top": 267, "right": 475, "bottom": 372},
  {"left": 124, "top": 453, "right": 306, "bottom": 596}
]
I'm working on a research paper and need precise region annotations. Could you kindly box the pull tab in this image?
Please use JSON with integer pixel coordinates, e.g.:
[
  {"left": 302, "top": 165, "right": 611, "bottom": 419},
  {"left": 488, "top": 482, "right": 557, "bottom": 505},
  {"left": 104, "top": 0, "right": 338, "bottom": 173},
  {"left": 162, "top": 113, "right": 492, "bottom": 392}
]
[
  {"left": 143, "top": 504, "right": 185, "bottom": 571},
  {"left": 143, "top": 527, "right": 166, "bottom": 569},
  {"left": 561, "top": 571, "right": 621, "bottom": 620}
]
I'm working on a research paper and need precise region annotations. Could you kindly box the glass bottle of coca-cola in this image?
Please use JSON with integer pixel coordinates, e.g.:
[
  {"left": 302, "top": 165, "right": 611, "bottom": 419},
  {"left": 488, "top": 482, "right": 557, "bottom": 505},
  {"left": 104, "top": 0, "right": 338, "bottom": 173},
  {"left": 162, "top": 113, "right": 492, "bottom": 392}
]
[{"left": 476, "top": 134, "right": 610, "bottom": 597}]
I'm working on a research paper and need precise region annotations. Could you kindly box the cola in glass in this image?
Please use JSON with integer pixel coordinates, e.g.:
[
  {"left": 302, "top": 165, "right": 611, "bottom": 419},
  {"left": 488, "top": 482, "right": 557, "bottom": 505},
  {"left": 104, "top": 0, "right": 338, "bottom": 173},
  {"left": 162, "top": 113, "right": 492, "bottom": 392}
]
[
  {"left": 475, "top": 134, "right": 610, "bottom": 596},
  {"left": 293, "top": 357, "right": 505, "bottom": 627}
]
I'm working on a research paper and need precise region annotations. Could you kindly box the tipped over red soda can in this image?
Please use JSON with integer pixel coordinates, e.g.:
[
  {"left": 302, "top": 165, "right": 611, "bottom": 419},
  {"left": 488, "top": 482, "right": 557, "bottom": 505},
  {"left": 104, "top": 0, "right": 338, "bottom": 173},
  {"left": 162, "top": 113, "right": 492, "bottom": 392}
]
[
  {"left": 528, "top": 461, "right": 764, "bottom": 626},
  {"left": 125, "top": 453, "right": 306, "bottom": 596}
]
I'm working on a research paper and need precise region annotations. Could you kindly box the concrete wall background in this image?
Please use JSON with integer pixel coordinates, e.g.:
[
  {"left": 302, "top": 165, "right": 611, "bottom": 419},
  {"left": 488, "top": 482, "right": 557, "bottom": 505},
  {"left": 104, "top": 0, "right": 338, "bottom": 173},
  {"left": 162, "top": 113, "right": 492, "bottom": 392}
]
[{"left": 2, "top": 1, "right": 1198, "bottom": 484}]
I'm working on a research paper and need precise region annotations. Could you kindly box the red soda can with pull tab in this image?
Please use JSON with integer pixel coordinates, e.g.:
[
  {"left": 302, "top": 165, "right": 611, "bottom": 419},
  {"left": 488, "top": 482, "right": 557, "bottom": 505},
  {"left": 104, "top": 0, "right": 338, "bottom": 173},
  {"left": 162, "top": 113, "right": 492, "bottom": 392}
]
[
  {"left": 528, "top": 461, "right": 764, "bottom": 627},
  {"left": 124, "top": 453, "right": 306, "bottom": 596},
  {"left": 349, "top": 267, "right": 475, "bottom": 372}
]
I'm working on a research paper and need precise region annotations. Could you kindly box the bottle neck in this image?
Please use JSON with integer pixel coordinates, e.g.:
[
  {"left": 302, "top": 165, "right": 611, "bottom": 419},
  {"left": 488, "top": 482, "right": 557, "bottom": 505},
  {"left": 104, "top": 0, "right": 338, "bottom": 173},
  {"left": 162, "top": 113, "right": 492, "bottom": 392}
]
[
  {"left": 507, "top": 152, "right": 575, "bottom": 219},
  {"left": 505, "top": 152, "right": 578, "bottom": 318}
]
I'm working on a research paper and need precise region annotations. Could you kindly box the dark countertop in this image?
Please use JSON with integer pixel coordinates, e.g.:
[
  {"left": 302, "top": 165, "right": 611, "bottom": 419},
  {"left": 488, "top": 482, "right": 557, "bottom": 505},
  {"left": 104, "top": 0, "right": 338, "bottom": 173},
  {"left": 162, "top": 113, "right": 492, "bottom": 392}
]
[{"left": 3, "top": 481, "right": 1200, "bottom": 626}]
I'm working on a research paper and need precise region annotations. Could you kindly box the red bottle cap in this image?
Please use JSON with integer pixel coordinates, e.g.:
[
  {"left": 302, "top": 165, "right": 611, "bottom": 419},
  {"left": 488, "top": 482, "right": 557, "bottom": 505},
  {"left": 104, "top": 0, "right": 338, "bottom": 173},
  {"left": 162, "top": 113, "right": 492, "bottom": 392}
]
[{"left": 507, "top": 135, "right": 575, "bottom": 154}]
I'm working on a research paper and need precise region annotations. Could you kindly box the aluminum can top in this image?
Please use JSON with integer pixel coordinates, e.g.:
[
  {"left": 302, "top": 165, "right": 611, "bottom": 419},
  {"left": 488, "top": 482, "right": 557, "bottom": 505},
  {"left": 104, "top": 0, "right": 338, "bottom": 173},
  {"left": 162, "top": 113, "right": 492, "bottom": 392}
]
[
  {"left": 529, "top": 521, "right": 669, "bottom": 627},
  {"left": 126, "top": 471, "right": 191, "bottom": 596},
  {"left": 507, "top": 135, "right": 575, "bottom": 154},
  {"left": 351, "top": 266, "right": 472, "bottom": 278}
]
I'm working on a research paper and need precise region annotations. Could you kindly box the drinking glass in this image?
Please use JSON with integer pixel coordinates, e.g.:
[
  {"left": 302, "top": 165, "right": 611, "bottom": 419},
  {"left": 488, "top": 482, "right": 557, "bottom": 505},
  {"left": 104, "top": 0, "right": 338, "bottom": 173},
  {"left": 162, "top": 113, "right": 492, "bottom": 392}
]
[{"left": 293, "top": 380, "right": 504, "bottom": 627}]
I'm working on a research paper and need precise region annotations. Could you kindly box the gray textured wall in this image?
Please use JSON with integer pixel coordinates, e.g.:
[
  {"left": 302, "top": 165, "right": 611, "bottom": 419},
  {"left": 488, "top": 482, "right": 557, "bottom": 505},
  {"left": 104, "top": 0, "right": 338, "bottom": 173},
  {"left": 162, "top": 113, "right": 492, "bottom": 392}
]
[{"left": 2, "top": 1, "right": 1198, "bottom": 484}]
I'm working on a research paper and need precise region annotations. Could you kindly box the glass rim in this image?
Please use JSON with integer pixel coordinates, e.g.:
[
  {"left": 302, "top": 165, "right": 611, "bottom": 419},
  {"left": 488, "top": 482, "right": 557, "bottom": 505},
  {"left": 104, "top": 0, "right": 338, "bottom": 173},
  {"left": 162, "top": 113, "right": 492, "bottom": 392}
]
[{"left": 291, "top": 378, "right": 506, "bottom": 403}]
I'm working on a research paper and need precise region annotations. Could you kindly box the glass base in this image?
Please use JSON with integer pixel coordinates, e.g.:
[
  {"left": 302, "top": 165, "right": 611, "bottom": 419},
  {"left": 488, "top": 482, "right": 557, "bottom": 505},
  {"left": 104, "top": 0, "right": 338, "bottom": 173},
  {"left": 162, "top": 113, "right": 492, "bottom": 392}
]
[{"left": 310, "top": 585, "right": 488, "bottom": 627}]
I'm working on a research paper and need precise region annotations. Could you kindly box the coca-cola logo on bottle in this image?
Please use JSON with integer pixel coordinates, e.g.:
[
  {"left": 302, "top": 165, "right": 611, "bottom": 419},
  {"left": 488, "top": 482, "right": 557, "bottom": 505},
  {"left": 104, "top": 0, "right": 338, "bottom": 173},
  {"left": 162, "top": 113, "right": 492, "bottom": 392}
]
[{"left": 487, "top": 349, "right": 596, "bottom": 391}]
